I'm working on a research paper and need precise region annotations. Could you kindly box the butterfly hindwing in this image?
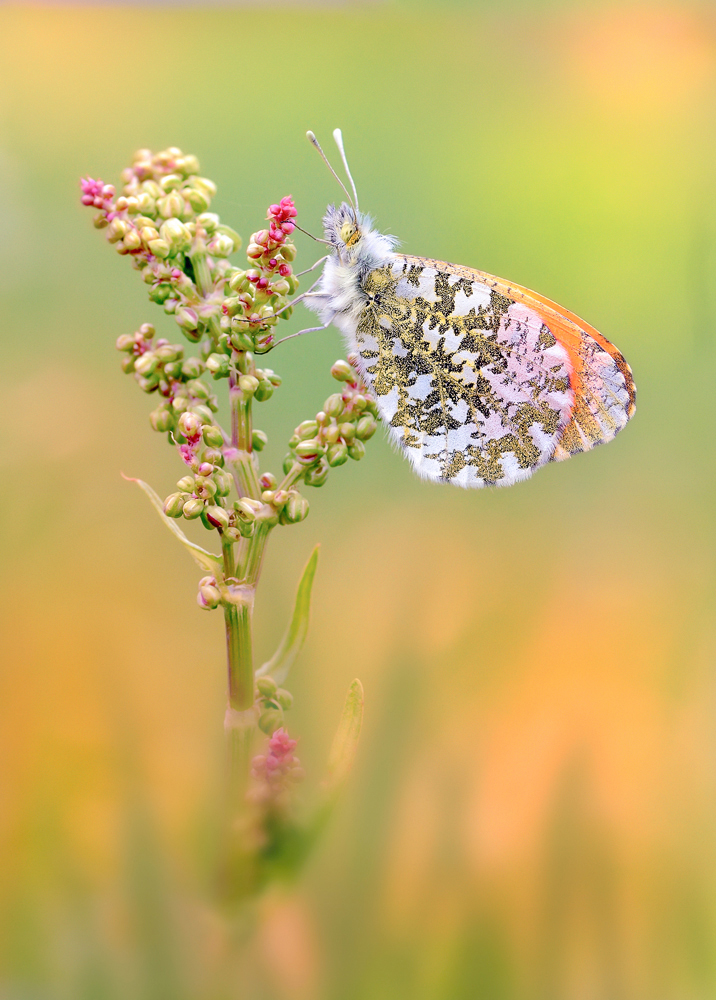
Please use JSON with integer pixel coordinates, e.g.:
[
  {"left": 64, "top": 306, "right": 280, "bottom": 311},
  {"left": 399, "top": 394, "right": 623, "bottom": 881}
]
[{"left": 352, "top": 256, "right": 635, "bottom": 488}]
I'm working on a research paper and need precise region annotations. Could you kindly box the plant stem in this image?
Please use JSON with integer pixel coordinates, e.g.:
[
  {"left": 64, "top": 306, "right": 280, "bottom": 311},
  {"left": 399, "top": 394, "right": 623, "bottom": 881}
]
[
  {"left": 230, "top": 380, "right": 261, "bottom": 499},
  {"left": 224, "top": 596, "right": 254, "bottom": 710}
]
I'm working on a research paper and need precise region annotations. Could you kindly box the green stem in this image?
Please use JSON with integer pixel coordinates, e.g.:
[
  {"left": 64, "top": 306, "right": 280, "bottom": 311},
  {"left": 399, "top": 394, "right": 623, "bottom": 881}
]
[
  {"left": 230, "top": 381, "right": 261, "bottom": 499},
  {"left": 224, "top": 596, "right": 254, "bottom": 711},
  {"left": 277, "top": 461, "right": 306, "bottom": 493}
]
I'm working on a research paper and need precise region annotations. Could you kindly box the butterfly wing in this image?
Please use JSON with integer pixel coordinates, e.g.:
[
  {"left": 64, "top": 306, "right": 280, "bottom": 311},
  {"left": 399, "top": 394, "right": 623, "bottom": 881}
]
[{"left": 352, "top": 255, "right": 635, "bottom": 488}]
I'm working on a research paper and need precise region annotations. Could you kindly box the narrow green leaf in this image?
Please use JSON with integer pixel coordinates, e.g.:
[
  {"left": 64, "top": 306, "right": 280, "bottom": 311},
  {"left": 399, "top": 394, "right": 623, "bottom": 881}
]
[
  {"left": 256, "top": 544, "right": 319, "bottom": 684},
  {"left": 123, "top": 475, "right": 222, "bottom": 576},
  {"left": 325, "top": 678, "right": 364, "bottom": 799}
]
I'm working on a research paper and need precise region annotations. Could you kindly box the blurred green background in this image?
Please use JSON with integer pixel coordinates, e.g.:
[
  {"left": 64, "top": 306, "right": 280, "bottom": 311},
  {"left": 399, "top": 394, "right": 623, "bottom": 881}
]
[{"left": 2, "top": 1, "right": 716, "bottom": 997}]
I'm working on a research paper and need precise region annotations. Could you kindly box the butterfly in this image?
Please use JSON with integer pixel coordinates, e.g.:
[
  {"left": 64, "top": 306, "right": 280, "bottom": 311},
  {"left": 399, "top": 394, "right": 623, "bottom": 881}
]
[{"left": 299, "top": 130, "right": 636, "bottom": 489}]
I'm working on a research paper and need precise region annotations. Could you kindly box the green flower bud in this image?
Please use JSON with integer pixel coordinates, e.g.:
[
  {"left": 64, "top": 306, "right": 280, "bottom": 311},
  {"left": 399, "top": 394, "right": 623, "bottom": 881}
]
[
  {"left": 280, "top": 493, "right": 309, "bottom": 524},
  {"left": 121, "top": 356, "right": 136, "bottom": 374},
  {"left": 228, "top": 269, "right": 247, "bottom": 292},
  {"left": 116, "top": 334, "right": 134, "bottom": 352},
  {"left": 214, "top": 472, "right": 233, "bottom": 497},
  {"left": 175, "top": 307, "right": 199, "bottom": 332},
  {"left": 148, "top": 239, "right": 170, "bottom": 259},
  {"left": 192, "top": 404, "right": 215, "bottom": 424},
  {"left": 136, "top": 374, "right": 160, "bottom": 392},
  {"left": 93, "top": 212, "right": 109, "bottom": 229},
  {"left": 239, "top": 375, "right": 259, "bottom": 395},
  {"left": 134, "top": 352, "right": 158, "bottom": 376},
  {"left": 123, "top": 229, "right": 142, "bottom": 252},
  {"left": 178, "top": 411, "right": 202, "bottom": 438},
  {"left": 252, "top": 429, "right": 268, "bottom": 451},
  {"left": 205, "top": 353, "right": 230, "bottom": 377},
  {"left": 283, "top": 453, "right": 294, "bottom": 475},
  {"left": 348, "top": 440, "right": 366, "bottom": 461},
  {"left": 177, "top": 475, "right": 195, "bottom": 492},
  {"left": 258, "top": 707, "right": 284, "bottom": 736},
  {"left": 193, "top": 177, "right": 217, "bottom": 199},
  {"left": 324, "top": 394, "right": 344, "bottom": 418},
  {"left": 230, "top": 330, "right": 254, "bottom": 352},
  {"left": 159, "top": 218, "right": 191, "bottom": 250},
  {"left": 295, "top": 439, "right": 325, "bottom": 460},
  {"left": 163, "top": 492, "right": 187, "bottom": 518},
  {"left": 279, "top": 242, "right": 297, "bottom": 261},
  {"left": 275, "top": 688, "right": 293, "bottom": 710},
  {"left": 208, "top": 233, "right": 234, "bottom": 257},
  {"left": 324, "top": 424, "right": 340, "bottom": 444},
  {"left": 181, "top": 358, "right": 204, "bottom": 379},
  {"left": 150, "top": 406, "right": 174, "bottom": 432},
  {"left": 233, "top": 498, "right": 259, "bottom": 521},
  {"left": 202, "top": 447, "right": 224, "bottom": 467},
  {"left": 253, "top": 380, "right": 273, "bottom": 402},
  {"left": 106, "top": 218, "right": 129, "bottom": 243},
  {"left": 205, "top": 505, "right": 230, "bottom": 529},
  {"left": 158, "top": 192, "right": 184, "bottom": 219},
  {"left": 159, "top": 173, "right": 183, "bottom": 192},
  {"left": 356, "top": 415, "right": 378, "bottom": 440},
  {"left": 155, "top": 344, "right": 183, "bottom": 363},
  {"left": 257, "top": 676, "right": 277, "bottom": 699},
  {"left": 340, "top": 422, "right": 356, "bottom": 444},
  {"left": 327, "top": 442, "right": 349, "bottom": 467},
  {"left": 182, "top": 498, "right": 205, "bottom": 519},
  {"left": 261, "top": 490, "right": 275, "bottom": 505},
  {"left": 186, "top": 188, "right": 210, "bottom": 213},
  {"left": 222, "top": 526, "right": 242, "bottom": 543},
  {"left": 296, "top": 420, "right": 319, "bottom": 440},
  {"left": 202, "top": 424, "right": 224, "bottom": 447},
  {"left": 331, "top": 360, "right": 354, "bottom": 382},
  {"left": 198, "top": 586, "right": 221, "bottom": 610},
  {"left": 148, "top": 283, "right": 172, "bottom": 304},
  {"left": 198, "top": 586, "right": 221, "bottom": 611},
  {"left": 304, "top": 460, "right": 329, "bottom": 487},
  {"left": 353, "top": 394, "right": 368, "bottom": 412},
  {"left": 196, "top": 212, "right": 220, "bottom": 233},
  {"left": 194, "top": 476, "right": 217, "bottom": 498}
]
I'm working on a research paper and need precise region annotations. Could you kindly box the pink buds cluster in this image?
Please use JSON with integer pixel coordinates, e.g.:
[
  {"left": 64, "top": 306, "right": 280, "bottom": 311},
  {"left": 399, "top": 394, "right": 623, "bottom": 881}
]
[
  {"left": 224, "top": 195, "right": 299, "bottom": 352},
  {"left": 249, "top": 728, "right": 304, "bottom": 810},
  {"left": 80, "top": 177, "right": 115, "bottom": 211}
]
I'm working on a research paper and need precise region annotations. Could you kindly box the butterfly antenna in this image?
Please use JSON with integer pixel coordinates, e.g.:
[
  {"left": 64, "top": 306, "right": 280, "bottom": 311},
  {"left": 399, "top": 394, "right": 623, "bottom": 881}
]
[
  {"left": 307, "top": 130, "right": 356, "bottom": 214},
  {"left": 332, "top": 129, "right": 359, "bottom": 212}
]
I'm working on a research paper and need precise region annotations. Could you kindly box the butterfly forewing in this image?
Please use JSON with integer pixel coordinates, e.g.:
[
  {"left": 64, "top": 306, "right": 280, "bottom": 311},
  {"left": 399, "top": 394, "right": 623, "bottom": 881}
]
[{"left": 353, "top": 256, "right": 635, "bottom": 488}]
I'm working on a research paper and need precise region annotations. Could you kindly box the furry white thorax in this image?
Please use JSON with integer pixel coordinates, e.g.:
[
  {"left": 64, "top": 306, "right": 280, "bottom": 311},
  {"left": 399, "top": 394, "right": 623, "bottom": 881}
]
[{"left": 304, "top": 202, "right": 398, "bottom": 344}]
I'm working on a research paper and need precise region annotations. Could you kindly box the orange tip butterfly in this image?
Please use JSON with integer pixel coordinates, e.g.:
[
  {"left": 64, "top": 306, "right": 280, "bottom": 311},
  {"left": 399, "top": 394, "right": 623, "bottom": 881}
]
[{"left": 301, "top": 129, "right": 636, "bottom": 489}]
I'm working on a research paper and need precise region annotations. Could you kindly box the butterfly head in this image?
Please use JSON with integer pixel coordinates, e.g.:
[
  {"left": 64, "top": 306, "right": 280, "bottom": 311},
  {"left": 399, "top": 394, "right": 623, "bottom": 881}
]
[{"left": 322, "top": 202, "right": 366, "bottom": 251}]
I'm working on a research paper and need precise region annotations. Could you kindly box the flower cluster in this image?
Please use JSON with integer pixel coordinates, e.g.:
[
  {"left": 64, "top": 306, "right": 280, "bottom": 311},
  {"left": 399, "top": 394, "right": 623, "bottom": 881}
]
[
  {"left": 249, "top": 728, "right": 304, "bottom": 811},
  {"left": 223, "top": 195, "right": 299, "bottom": 355},
  {"left": 283, "top": 356, "right": 378, "bottom": 488},
  {"left": 82, "top": 145, "right": 369, "bottom": 904}
]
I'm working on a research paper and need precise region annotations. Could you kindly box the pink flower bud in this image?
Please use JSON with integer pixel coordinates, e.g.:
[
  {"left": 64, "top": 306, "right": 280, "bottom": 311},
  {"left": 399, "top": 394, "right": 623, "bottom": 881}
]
[{"left": 278, "top": 264, "right": 291, "bottom": 277}]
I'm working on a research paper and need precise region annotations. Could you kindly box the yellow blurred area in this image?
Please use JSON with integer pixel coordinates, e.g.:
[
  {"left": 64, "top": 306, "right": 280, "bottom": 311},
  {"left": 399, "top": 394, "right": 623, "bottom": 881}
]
[{"left": 1, "top": 2, "right": 716, "bottom": 998}]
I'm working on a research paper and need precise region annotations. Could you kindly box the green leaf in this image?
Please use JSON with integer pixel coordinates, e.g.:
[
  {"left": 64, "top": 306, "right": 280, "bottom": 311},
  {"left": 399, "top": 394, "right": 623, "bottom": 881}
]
[
  {"left": 256, "top": 545, "right": 319, "bottom": 684},
  {"left": 123, "top": 475, "right": 222, "bottom": 577},
  {"left": 324, "top": 678, "right": 364, "bottom": 800}
]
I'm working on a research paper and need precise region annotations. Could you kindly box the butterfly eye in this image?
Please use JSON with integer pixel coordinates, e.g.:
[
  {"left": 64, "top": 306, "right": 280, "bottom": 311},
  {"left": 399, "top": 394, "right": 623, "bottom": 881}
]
[{"left": 340, "top": 222, "right": 358, "bottom": 244}]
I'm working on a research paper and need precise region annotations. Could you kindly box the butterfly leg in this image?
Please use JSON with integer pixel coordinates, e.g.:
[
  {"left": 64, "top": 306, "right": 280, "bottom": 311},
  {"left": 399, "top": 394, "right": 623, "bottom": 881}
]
[
  {"left": 294, "top": 255, "right": 329, "bottom": 277},
  {"left": 261, "top": 276, "right": 324, "bottom": 321},
  {"left": 272, "top": 320, "right": 332, "bottom": 347}
]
